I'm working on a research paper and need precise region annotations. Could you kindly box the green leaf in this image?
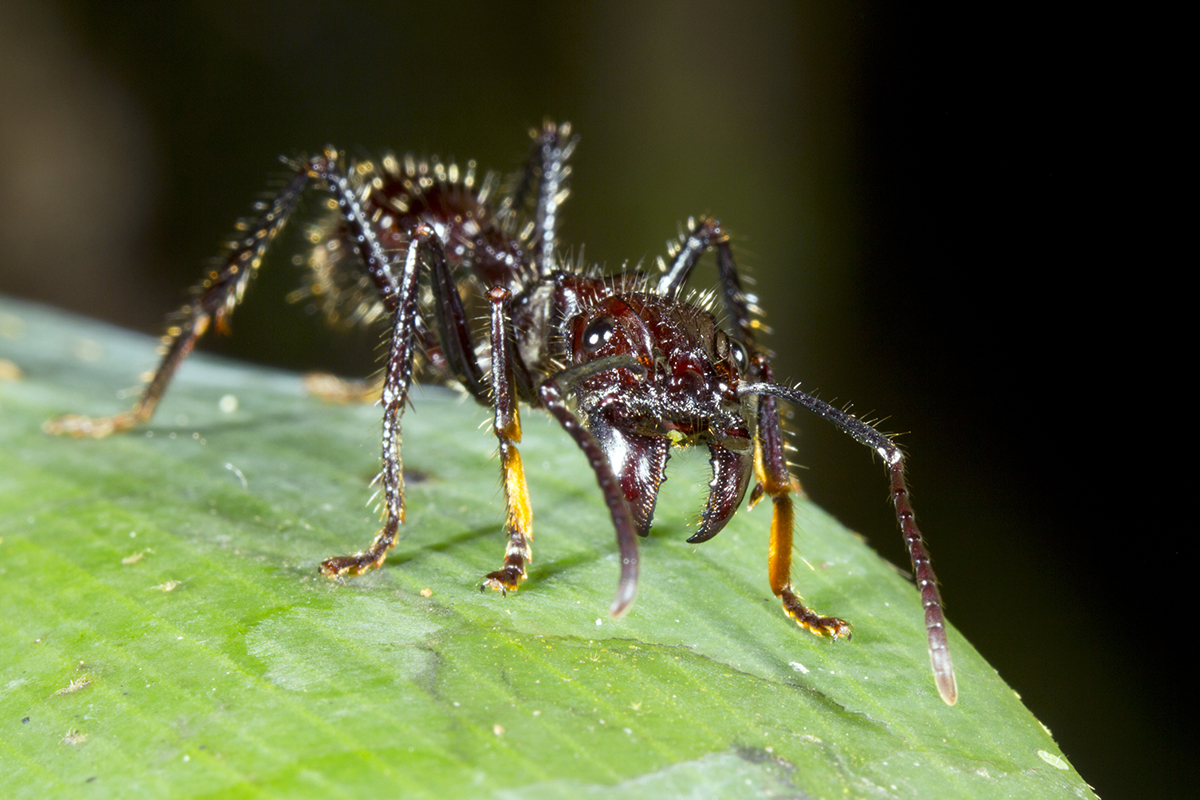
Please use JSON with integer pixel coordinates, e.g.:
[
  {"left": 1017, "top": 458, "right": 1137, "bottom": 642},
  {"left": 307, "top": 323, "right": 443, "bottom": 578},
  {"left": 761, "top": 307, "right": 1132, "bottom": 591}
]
[{"left": 0, "top": 297, "right": 1093, "bottom": 799}]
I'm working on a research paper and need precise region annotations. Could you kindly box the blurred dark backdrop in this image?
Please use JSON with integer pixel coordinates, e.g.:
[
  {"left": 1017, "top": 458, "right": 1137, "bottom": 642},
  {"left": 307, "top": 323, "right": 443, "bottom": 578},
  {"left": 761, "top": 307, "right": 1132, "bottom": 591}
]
[{"left": 0, "top": 2, "right": 1180, "bottom": 796}]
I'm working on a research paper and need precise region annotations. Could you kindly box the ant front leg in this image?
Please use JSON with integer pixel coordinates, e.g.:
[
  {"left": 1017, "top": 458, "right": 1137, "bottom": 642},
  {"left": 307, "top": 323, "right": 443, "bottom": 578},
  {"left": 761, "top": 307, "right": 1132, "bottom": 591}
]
[
  {"left": 657, "top": 216, "right": 762, "bottom": 345},
  {"left": 689, "top": 216, "right": 957, "bottom": 702},
  {"left": 753, "top": 357, "right": 852, "bottom": 640},
  {"left": 740, "top": 379, "right": 958, "bottom": 705},
  {"left": 655, "top": 217, "right": 848, "bottom": 636},
  {"left": 481, "top": 286, "right": 535, "bottom": 594},
  {"left": 44, "top": 169, "right": 310, "bottom": 438}
]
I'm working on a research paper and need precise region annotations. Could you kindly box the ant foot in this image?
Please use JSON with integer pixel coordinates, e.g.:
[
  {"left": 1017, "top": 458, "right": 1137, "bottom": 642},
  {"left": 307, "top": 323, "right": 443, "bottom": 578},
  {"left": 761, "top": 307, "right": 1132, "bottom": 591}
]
[
  {"left": 320, "top": 553, "right": 383, "bottom": 578},
  {"left": 302, "top": 372, "right": 381, "bottom": 404},
  {"left": 782, "top": 588, "right": 852, "bottom": 640},
  {"left": 482, "top": 565, "right": 526, "bottom": 595},
  {"left": 44, "top": 412, "right": 138, "bottom": 439}
]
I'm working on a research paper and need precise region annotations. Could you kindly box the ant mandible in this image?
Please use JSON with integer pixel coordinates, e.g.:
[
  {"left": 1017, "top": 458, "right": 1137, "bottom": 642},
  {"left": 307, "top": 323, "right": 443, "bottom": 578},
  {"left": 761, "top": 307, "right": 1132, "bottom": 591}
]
[{"left": 45, "top": 122, "right": 957, "bottom": 705}]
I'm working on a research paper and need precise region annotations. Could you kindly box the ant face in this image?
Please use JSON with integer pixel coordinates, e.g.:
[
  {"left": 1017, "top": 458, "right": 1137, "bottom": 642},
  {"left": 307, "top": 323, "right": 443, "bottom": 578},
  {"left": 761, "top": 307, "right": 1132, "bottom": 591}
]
[{"left": 569, "top": 294, "right": 753, "bottom": 444}]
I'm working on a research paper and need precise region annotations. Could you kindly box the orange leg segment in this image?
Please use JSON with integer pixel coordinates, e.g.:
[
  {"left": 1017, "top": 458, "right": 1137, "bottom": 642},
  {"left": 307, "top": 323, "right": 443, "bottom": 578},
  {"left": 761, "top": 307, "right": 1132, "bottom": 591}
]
[{"left": 482, "top": 287, "right": 535, "bottom": 594}]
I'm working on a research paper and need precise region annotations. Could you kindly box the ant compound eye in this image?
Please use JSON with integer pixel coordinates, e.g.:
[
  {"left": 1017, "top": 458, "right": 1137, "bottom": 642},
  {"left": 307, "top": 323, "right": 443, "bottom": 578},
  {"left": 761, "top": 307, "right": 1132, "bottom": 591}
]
[
  {"left": 715, "top": 329, "right": 748, "bottom": 373},
  {"left": 729, "top": 338, "right": 750, "bottom": 374},
  {"left": 581, "top": 316, "right": 617, "bottom": 354}
]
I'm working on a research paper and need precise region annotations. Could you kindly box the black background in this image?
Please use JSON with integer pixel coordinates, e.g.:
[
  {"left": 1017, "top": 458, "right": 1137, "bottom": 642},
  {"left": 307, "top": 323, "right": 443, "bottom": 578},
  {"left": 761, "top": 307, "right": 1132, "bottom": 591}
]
[{"left": 1, "top": 2, "right": 1182, "bottom": 796}]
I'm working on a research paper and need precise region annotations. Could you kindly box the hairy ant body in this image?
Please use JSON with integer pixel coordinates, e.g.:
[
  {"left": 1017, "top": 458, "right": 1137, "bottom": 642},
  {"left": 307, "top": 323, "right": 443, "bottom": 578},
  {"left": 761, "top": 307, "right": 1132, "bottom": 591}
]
[{"left": 46, "top": 122, "right": 957, "bottom": 705}]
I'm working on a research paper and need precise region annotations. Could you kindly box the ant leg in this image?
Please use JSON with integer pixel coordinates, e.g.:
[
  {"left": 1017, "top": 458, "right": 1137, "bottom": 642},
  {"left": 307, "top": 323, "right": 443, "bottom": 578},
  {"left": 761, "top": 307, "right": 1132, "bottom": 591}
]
[
  {"left": 301, "top": 228, "right": 488, "bottom": 406},
  {"left": 428, "top": 231, "right": 487, "bottom": 402},
  {"left": 317, "top": 225, "right": 433, "bottom": 577},
  {"left": 753, "top": 357, "right": 852, "bottom": 640},
  {"left": 44, "top": 169, "right": 310, "bottom": 438},
  {"left": 306, "top": 148, "right": 436, "bottom": 577},
  {"left": 537, "top": 355, "right": 646, "bottom": 617},
  {"left": 686, "top": 215, "right": 956, "bottom": 702},
  {"left": 481, "top": 287, "right": 535, "bottom": 593},
  {"left": 656, "top": 217, "right": 763, "bottom": 347},
  {"left": 305, "top": 313, "right": 448, "bottom": 404},
  {"left": 499, "top": 121, "right": 576, "bottom": 277},
  {"left": 305, "top": 149, "right": 405, "bottom": 313},
  {"left": 740, "top": 379, "right": 957, "bottom": 705},
  {"left": 309, "top": 150, "right": 492, "bottom": 577},
  {"left": 302, "top": 373, "right": 382, "bottom": 404},
  {"left": 654, "top": 218, "right": 848, "bottom": 633}
]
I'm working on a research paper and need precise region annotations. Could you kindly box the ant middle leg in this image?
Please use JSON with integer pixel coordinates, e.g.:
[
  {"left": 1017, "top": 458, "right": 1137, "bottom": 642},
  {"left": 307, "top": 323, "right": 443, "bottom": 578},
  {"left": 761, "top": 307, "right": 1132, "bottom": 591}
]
[
  {"left": 304, "top": 312, "right": 450, "bottom": 404},
  {"left": 317, "top": 224, "right": 433, "bottom": 578},
  {"left": 499, "top": 121, "right": 577, "bottom": 278},
  {"left": 306, "top": 146, "right": 448, "bottom": 577}
]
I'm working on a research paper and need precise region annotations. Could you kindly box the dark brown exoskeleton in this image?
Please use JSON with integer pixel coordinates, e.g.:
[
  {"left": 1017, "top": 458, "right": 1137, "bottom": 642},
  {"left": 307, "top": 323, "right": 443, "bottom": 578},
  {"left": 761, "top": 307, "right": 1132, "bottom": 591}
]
[{"left": 45, "top": 122, "right": 957, "bottom": 704}]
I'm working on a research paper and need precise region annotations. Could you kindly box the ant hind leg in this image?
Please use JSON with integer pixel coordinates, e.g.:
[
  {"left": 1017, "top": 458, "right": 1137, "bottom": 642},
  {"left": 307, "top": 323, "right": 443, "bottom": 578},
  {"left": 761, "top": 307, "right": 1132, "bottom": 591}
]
[{"left": 44, "top": 169, "right": 310, "bottom": 438}]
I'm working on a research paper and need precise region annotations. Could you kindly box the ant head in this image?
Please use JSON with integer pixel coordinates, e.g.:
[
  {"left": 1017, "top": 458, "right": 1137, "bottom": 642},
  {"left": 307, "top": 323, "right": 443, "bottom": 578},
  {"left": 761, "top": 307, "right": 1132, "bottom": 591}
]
[
  {"left": 565, "top": 294, "right": 757, "bottom": 542},
  {"left": 568, "top": 294, "right": 752, "bottom": 433}
]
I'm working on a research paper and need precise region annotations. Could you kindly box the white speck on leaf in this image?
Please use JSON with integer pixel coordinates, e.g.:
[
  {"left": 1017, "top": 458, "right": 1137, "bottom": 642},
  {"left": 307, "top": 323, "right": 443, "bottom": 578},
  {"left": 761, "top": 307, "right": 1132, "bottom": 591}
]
[{"left": 1037, "top": 750, "right": 1069, "bottom": 770}]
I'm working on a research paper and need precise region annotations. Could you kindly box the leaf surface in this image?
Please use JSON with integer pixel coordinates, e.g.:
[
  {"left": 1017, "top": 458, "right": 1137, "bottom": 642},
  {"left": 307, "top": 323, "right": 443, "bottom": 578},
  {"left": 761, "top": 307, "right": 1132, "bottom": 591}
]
[{"left": 0, "top": 298, "right": 1093, "bottom": 799}]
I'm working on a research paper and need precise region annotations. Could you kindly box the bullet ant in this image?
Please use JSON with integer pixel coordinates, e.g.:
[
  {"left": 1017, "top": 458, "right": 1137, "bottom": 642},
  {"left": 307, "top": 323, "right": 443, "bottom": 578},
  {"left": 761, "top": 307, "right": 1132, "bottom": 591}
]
[{"left": 45, "top": 122, "right": 957, "bottom": 704}]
